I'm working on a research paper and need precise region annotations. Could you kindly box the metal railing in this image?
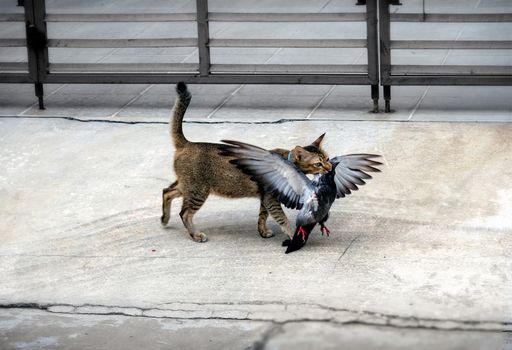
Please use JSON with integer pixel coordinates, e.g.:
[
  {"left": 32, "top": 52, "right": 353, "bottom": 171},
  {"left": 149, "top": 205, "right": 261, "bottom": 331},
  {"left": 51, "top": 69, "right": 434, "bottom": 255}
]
[
  {"left": 379, "top": 1, "right": 512, "bottom": 112},
  {"left": 1, "top": 0, "right": 511, "bottom": 113},
  {"left": 0, "top": 0, "right": 379, "bottom": 111}
]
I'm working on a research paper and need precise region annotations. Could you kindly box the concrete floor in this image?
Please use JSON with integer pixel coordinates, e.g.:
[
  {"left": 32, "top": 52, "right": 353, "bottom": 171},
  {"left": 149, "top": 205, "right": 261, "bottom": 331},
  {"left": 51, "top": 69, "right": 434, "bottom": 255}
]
[
  {"left": 1, "top": 92, "right": 511, "bottom": 349},
  {"left": 1, "top": 0, "right": 512, "bottom": 349}
]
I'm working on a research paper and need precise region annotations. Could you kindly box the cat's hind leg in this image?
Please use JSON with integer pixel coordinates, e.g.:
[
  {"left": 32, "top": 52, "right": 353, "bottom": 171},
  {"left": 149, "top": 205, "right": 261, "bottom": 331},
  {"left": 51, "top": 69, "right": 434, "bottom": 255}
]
[
  {"left": 179, "top": 191, "right": 209, "bottom": 242},
  {"left": 257, "top": 201, "right": 274, "bottom": 238},
  {"left": 262, "top": 193, "right": 292, "bottom": 239},
  {"left": 161, "top": 181, "right": 181, "bottom": 225}
]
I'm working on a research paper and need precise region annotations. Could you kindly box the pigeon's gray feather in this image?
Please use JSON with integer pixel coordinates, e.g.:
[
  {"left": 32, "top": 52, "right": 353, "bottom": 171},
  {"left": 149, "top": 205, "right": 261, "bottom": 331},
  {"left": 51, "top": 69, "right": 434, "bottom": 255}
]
[{"left": 332, "top": 154, "right": 382, "bottom": 198}]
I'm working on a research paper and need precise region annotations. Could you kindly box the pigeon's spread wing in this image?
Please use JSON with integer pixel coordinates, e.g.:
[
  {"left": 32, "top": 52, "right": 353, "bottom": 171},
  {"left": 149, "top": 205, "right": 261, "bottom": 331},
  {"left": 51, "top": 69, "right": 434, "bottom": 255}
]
[
  {"left": 219, "top": 140, "right": 313, "bottom": 209},
  {"left": 331, "top": 154, "right": 382, "bottom": 198}
]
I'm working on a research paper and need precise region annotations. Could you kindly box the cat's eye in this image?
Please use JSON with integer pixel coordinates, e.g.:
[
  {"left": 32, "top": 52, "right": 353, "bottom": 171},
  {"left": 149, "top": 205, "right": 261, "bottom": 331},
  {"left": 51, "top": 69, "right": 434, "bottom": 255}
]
[{"left": 315, "top": 163, "right": 322, "bottom": 167}]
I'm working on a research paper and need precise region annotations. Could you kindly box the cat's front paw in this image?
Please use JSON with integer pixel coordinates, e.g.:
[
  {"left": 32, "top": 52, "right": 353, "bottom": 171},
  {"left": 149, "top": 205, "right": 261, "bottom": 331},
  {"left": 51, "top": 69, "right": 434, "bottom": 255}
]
[
  {"left": 161, "top": 214, "right": 169, "bottom": 226},
  {"left": 191, "top": 232, "right": 208, "bottom": 243},
  {"left": 259, "top": 229, "right": 274, "bottom": 238}
]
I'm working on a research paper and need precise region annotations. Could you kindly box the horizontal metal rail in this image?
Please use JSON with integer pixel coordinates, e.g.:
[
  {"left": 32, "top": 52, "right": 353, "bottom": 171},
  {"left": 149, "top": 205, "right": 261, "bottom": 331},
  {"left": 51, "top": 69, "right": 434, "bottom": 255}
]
[
  {"left": 208, "top": 12, "right": 367, "bottom": 22},
  {"left": 50, "top": 63, "right": 198, "bottom": 73},
  {"left": 0, "top": 73, "right": 32, "bottom": 82},
  {"left": 383, "top": 75, "right": 512, "bottom": 86},
  {"left": 1, "top": 11, "right": 369, "bottom": 23},
  {"left": 0, "top": 13, "right": 24, "bottom": 21},
  {"left": 43, "top": 12, "right": 367, "bottom": 23},
  {"left": 44, "top": 38, "right": 367, "bottom": 49},
  {"left": 41, "top": 73, "right": 373, "bottom": 85},
  {"left": 0, "top": 62, "right": 28, "bottom": 72},
  {"left": 47, "top": 38, "right": 197, "bottom": 48},
  {"left": 210, "top": 38, "right": 367, "bottom": 48},
  {"left": 391, "top": 65, "right": 512, "bottom": 76},
  {"left": 210, "top": 64, "right": 368, "bottom": 74},
  {"left": 47, "top": 63, "right": 368, "bottom": 75},
  {"left": 391, "top": 40, "right": 512, "bottom": 50},
  {"left": 45, "top": 13, "right": 196, "bottom": 22},
  {"left": 391, "top": 13, "right": 512, "bottom": 22},
  {"left": 0, "top": 39, "right": 26, "bottom": 47}
]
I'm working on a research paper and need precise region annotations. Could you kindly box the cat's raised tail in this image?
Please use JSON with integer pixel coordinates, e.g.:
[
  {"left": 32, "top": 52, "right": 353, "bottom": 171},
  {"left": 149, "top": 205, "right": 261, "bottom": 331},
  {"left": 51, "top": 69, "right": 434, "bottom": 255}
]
[{"left": 171, "top": 82, "right": 192, "bottom": 149}]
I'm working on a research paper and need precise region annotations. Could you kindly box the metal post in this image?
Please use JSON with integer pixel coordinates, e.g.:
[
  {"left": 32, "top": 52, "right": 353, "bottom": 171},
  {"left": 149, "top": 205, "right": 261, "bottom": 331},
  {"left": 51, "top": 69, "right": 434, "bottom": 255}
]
[
  {"left": 383, "top": 85, "right": 391, "bottom": 113},
  {"left": 24, "top": 0, "right": 48, "bottom": 109},
  {"left": 379, "top": 0, "right": 392, "bottom": 112},
  {"left": 35, "top": 82, "right": 44, "bottom": 109},
  {"left": 366, "top": 0, "right": 379, "bottom": 112},
  {"left": 371, "top": 85, "right": 379, "bottom": 113},
  {"left": 196, "top": 0, "right": 211, "bottom": 77}
]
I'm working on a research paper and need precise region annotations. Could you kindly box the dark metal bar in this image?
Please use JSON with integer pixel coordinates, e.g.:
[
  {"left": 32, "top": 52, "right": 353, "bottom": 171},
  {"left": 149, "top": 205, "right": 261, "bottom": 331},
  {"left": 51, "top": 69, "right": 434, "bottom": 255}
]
[
  {"left": 379, "top": 0, "right": 392, "bottom": 90},
  {"left": 45, "top": 12, "right": 368, "bottom": 23},
  {"left": 381, "top": 0, "right": 395, "bottom": 112},
  {"left": 49, "top": 63, "right": 198, "bottom": 73},
  {"left": 391, "top": 65, "right": 512, "bottom": 75},
  {"left": 46, "top": 38, "right": 366, "bottom": 49},
  {"left": 35, "top": 82, "right": 44, "bottom": 109},
  {"left": 0, "top": 39, "right": 26, "bottom": 46},
  {"left": 210, "top": 64, "right": 368, "bottom": 74},
  {"left": 196, "top": 0, "right": 210, "bottom": 77},
  {"left": 391, "top": 13, "right": 512, "bottom": 23},
  {"left": 46, "top": 13, "right": 196, "bottom": 22},
  {"left": 391, "top": 40, "right": 512, "bottom": 50},
  {"left": 0, "top": 14, "right": 25, "bottom": 21},
  {"left": 0, "top": 62, "right": 28, "bottom": 71},
  {"left": 47, "top": 38, "right": 198, "bottom": 48},
  {"left": 24, "top": 0, "right": 37, "bottom": 83},
  {"left": 366, "top": 0, "right": 379, "bottom": 112},
  {"left": 210, "top": 38, "right": 367, "bottom": 48},
  {"left": 47, "top": 62, "right": 368, "bottom": 74},
  {"left": 24, "top": 0, "right": 48, "bottom": 109},
  {"left": 366, "top": 0, "right": 379, "bottom": 85},
  {"left": 42, "top": 73, "right": 373, "bottom": 85},
  {"left": 383, "top": 85, "right": 391, "bottom": 113},
  {"left": 383, "top": 75, "right": 512, "bottom": 86},
  {"left": 208, "top": 12, "right": 367, "bottom": 22},
  {"left": 0, "top": 73, "right": 33, "bottom": 83},
  {"left": 371, "top": 85, "right": 379, "bottom": 113}
]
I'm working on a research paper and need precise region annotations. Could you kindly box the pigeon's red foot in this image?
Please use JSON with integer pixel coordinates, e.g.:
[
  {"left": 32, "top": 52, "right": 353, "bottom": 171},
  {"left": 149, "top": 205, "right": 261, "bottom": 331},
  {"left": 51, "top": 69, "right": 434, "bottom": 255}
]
[
  {"left": 297, "top": 226, "right": 307, "bottom": 242},
  {"left": 320, "top": 224, "right": 331, "bottom": 237}
]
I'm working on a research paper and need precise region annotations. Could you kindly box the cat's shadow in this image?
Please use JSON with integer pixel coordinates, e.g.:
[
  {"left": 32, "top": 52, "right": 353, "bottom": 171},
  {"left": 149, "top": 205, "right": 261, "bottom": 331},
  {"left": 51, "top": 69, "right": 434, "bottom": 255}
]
[{"left": 161, "top": 220, "right": 284, "bottom": 244}]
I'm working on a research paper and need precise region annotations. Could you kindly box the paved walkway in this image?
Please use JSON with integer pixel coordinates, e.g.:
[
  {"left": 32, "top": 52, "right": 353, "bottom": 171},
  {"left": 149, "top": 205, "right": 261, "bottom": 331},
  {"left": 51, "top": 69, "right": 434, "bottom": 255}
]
[
  {"left": 1, "top": 92, "right": 511, "bottom": 349},
  {"left": 1, "top": 0, "right": 512, "bottom": 349}
]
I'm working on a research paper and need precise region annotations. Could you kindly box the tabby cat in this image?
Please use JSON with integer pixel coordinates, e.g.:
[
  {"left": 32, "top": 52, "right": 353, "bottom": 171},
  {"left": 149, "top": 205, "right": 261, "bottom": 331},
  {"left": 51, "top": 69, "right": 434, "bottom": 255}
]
[{"left": 161, "top": 82, "right": 331, "bottom": 242}]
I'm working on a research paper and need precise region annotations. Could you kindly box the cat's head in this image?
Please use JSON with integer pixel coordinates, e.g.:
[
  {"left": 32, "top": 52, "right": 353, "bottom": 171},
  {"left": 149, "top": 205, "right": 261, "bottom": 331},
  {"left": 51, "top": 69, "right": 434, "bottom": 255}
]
[{"left": 292, "top": 133, "right": 332, "bottom": 174}]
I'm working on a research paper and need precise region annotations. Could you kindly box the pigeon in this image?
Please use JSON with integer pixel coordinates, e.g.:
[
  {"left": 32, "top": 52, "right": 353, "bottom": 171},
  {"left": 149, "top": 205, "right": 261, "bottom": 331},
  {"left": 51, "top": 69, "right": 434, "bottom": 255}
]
[{"left": 219, "top": 140, "right": 382, "bottom": 253}]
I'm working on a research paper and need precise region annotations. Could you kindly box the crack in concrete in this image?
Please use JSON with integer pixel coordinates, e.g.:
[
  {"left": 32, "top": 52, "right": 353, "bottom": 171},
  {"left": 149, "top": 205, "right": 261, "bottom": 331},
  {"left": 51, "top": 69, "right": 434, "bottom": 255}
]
[
  {"left": 1, "top": 302, "right": 510, "bottom": 333},
  {"left": 0, "top": 114, "right": 440, "bottom": 126},
  {"left": 0, "top": 114, "right": 383, "bottom": 126},
  {"left": 248, "top": 323, "right": 284, "bottom": 350},
  {"left": 337, "top": 235, "right": 360, "bottom": 262}
]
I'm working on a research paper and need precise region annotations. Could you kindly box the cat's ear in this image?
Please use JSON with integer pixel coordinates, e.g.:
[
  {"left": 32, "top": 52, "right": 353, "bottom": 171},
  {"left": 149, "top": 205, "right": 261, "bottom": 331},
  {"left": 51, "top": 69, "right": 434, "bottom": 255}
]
[
  {"left": 311, "top": 133, "right": 326, "bottom": 148},
  {"left": 292, "top": 146, "right": 306, "bottom": 161}
]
